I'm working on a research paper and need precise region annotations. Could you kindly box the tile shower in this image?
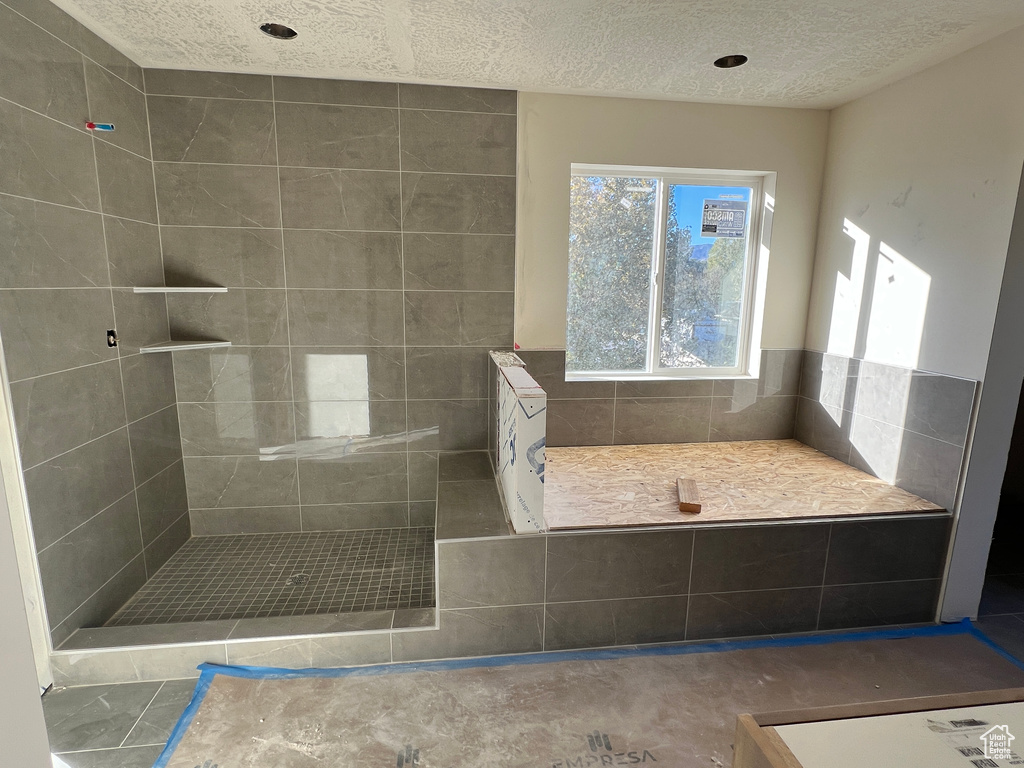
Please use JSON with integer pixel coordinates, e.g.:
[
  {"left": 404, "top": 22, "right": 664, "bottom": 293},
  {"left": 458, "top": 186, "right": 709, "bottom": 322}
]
[
  {"left": 0, "top": 0, "right": 514, "bottom": 650},
  {"left": 150, "top": 70, "right": 515, "bottom": 537}
]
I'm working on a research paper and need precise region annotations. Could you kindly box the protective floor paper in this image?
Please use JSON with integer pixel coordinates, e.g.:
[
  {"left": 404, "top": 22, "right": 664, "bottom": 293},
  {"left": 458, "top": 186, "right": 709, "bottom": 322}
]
[{"left": 158, "top": 623, "right": 1024, "bottom": 768}]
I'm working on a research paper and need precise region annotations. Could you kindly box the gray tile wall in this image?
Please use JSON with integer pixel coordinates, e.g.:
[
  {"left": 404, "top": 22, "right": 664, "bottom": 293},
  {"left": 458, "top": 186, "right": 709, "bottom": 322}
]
[
  {"left": 0, "top": 0, "right": 188, "bottom": 646},
  {"left": 410, "top": 511, "right": 952, "bottom": 658},
  {"left": 142, "top": 69, "right": 517, "bottom": 535},
  {"left": 514, "top": 349, "right": 802, "bottom": 446},
  {"left": 796, "top": 351, "right": 978, "bottom": 510},
  {"left": 514, "top": 348, "right": 977, "bottom": 511}
]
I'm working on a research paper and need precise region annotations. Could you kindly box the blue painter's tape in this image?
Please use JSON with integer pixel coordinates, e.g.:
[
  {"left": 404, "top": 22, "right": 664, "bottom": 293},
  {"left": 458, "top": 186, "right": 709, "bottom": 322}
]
[
  {"left": 192, "top": 621, "right": 972, "bottom": 684},
  {"left": 152, "top": 668, "right": 217, "bottom": 768},
  {"left": 152, "top": 619, "right": 1022, "bottom": 766},
  {"left": 966, "top": 620, "right": 1024, "bottom": 672}
]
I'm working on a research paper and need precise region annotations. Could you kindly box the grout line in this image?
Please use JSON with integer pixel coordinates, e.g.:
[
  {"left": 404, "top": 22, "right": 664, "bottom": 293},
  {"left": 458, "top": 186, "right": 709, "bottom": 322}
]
[
  {"left": 141, "top": 66, "right": 181, "bottom": 495},
  {"left": 705, "top": 395, "right": 713, "bottom": 442},
  {"left": 91, "top": 134, "right": 153, "bottom": 164},
  {"left": 118, "top": 680, "right": 165, "bottom": 748},
  {"left": 86, "top": 58, "right": 153, "bottom": 581},
  {"left": 0, "top": 287, "right": 519, "bottom": 293},
  {"left": 0, "top": 287, "right": 517, "bottom": 294},
  {"left": 148, "top": 91, "right": 516, "bottom": 117},
  {"left": 56, "top": 743, "right": 170, "bottom": 755},
  {"left": 150, "top": 158, "right": 515, "bottom": 178},
  {"left": 7, "top": 353, "right": 119, "bottom": 386},
  {"left": 0, "top": 190, "right": 159, "bottom": 227},
  {"left": 0, "top": 91, "right": 146, "bottom": 165},
  {"left": 0, "top": 0, "right": 145, "bottom": 93},
  {"left": 144, "top": 510, "right": 192, "bottom": 555},
  {"left": 145, "top": 90, "right": 514, "bottom": 117},
  {"left": 397, "top": 82, "right": 413, "bottom": 522},
  {"left": 20, "top": 402, "right": 179, "bottom": 474},
  {"left": 610, "top": 381, "right": 618, "bottom": 443},
  {"left": 36, "top": 489, "right": 139, "bottom": 556},
  {"left": 49, "top": 552, "right": 146, "bottom": 640},
  {"left": 65, "top": 223, "right": 516, "bottom": 237},
  {"left": 269, "top": 76, "right": 303, "bottom": 533},
  {"left": 132, "top": 223, "right": 515, "bottom": 236},
  {"left": 684, "top": 532, "right": 696, "bottom": 640},
  {"left": 418, "top": 591, "right": 841, "bottom": 612},
  {"left": 0, "top": 287, "right": 515, "bottom": 293},
  {"left": 0, "top": 89, "right": 99, "bottom": 142},
  {"left": 816, "top": 524, "right": 833, "bottom": 631},
  {"left": 541, "top": 535, "right": 548, "bottom": 651}
]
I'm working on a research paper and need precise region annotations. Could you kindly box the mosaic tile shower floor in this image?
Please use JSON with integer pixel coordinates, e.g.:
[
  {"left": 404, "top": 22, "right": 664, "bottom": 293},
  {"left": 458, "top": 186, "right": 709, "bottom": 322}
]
[{"left": 106, "top": 528, "right": 435, "bottom": 626}]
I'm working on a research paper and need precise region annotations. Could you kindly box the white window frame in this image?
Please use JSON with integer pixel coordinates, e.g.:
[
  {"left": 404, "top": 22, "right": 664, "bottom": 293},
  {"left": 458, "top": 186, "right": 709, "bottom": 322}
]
[{"left": 566, "top": 163, "right": 770, "bottom": 381}]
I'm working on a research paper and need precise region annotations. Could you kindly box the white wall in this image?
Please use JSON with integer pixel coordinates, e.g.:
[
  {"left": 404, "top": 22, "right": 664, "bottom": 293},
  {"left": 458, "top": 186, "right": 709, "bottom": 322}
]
[
  {"left": 948, "top": 172, "right": 1024, "bottom": 620},
  {"left": 804, "top": 25, "right": 1024, "bottom": 380},
  {"left": 802, "top": 24, "right": 1024, "bottom": 620},
  {"left": 0, "top": 462, "right": 52, "bottom": 764},
  {"left": 515, "top": 92, "right": 829, "bottom": 350}
]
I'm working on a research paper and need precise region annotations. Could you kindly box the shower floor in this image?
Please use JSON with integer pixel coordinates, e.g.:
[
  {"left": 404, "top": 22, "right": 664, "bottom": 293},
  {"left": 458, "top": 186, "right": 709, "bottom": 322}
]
[{"left": 106, "top": 528, "right": 435, "bottom": 627}]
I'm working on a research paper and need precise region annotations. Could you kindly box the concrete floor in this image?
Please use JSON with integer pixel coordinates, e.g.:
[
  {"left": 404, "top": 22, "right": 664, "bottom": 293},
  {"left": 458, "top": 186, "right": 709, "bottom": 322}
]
[
  {"left": 976, "top": 572, "right": 1024, "bottom": 660},
  {"left": 44, "top": 630, "right": 1024, "bottom": 768}
]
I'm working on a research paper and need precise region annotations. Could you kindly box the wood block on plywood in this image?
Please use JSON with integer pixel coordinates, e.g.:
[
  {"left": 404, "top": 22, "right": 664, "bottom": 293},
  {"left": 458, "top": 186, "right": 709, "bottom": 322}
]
[{"left": 677, "top": 477, "right": 702, "bottom": 514}]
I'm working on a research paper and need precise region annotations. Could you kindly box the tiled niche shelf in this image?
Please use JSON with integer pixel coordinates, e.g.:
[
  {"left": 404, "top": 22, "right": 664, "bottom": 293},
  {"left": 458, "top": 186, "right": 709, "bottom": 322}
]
[
  {"left": 140, "top": 340, "right": 233, "bottom": 354},
  {"left": 137, "top": 284, "right": 231, "bottom": 353}
]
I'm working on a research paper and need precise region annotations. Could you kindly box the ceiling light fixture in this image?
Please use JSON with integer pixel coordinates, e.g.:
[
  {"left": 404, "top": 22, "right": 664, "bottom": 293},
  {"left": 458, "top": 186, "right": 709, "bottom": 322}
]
[
  {"left": 713, "top": 54, "right": 748, "bottom": 69},
  {"left": 260, "top": 22, "right": 298, "bottom": 40}
]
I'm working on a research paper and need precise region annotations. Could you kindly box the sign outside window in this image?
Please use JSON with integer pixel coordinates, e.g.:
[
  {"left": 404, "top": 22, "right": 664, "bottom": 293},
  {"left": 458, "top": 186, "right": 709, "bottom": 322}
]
[{"left": 701, "top": 199, "right": 748, "bottom": 238}]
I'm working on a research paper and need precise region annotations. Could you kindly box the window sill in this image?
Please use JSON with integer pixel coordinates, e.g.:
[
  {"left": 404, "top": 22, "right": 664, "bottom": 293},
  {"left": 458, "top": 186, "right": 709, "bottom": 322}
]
[{"left": 565, "top": 373, "right": 758, "bottom": 383}]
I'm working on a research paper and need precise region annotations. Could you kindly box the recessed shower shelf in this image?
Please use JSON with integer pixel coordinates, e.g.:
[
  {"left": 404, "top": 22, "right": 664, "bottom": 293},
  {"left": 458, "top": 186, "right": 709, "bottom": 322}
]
[
  {"left": 140, "top": 341, "right": 232, "bottom": 354},
  {"left": 133, "top": 286, "right": 228, "bottom": 293}
]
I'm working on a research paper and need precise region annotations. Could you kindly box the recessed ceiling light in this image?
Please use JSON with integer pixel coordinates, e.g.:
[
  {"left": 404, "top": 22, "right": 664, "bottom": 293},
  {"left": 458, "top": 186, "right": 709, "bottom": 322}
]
[
  {"left": 714, "top": 54, "right": 748, "bottom": 69},
  {"left": 260, "top": 22, "right": 298, "bottom": 40}
]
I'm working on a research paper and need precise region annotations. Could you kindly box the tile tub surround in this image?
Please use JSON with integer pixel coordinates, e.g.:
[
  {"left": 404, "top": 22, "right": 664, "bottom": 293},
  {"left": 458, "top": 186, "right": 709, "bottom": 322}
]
[
  {"left": 514, "top": 348, "right": 802, "bottom": 447},
  {"left": 543, "top": 440, "right": 942, "bottom": 530},
  {"left": 796, "top": 350, "right": 978, "bottom": 510},
  {"left": 0, "top": 0, "right": 188, "bottom": 646},
  {"left": 429, "top": 514, "right": 952, "bottom": 655},
  {"left": 514, "top": 348, "right": 977, "bottom": 512},
  {"left": 429, "top": 453, "right": 950, "bottom": 654},
  {"left": 46, "top": 452, "right": 952, "bottom": 683},
  {"left": 148, "top": 70, "right": 517, "bottom": 534}
]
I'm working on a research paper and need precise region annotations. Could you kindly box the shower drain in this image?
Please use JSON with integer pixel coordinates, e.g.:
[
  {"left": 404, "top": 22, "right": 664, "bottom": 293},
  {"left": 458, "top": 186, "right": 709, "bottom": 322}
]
[{"left": 285, "top": 572, "right": 309, "bottom": 586}]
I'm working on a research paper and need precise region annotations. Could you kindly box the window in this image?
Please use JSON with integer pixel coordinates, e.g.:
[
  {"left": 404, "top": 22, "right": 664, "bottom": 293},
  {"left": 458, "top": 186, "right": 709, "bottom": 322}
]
[{"left": 566, "top": 164, "right": 768, "bottom": 379}]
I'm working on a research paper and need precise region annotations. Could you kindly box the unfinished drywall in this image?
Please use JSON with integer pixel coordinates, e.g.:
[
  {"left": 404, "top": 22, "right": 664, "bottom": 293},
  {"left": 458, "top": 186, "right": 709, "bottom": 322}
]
[
  {"left": 514, "top": 91, "right": 829, "bottom": 351},
  {"left": 804, "top": 24, "right": 1024, "bottom": 381}
]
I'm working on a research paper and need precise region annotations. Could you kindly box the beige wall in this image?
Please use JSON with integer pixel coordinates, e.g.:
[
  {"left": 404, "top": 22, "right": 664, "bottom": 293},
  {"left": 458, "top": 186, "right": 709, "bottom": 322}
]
[
  {"left": 514, "top": 92, "right": 829, "bottom": 351},
  {"left": 804, "top": 24, "right": 1024, "bottom": 380}
]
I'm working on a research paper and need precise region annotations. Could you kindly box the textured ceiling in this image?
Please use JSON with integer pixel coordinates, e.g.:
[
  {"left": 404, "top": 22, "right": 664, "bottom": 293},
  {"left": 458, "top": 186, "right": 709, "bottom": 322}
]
[{"left": 50, "top": 0, "right": 1024, "bottom": 108}]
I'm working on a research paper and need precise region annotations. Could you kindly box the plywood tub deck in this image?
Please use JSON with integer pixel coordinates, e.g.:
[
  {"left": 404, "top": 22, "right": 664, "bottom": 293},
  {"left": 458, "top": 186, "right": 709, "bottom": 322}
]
[{"left": 543, "top": 439, "right": 943, "bottom": 530}]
